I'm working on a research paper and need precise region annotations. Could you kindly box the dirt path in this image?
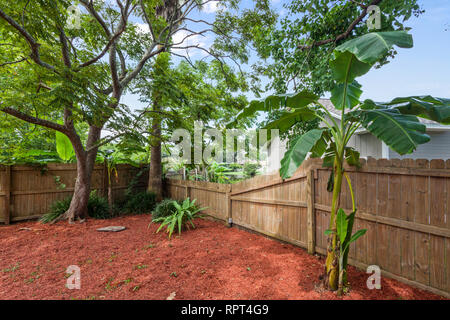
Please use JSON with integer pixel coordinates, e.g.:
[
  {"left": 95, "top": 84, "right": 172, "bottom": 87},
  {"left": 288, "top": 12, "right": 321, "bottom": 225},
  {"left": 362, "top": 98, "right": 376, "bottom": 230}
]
[{"left": 0, "top": 215, "right": 445, "bottom": 300}]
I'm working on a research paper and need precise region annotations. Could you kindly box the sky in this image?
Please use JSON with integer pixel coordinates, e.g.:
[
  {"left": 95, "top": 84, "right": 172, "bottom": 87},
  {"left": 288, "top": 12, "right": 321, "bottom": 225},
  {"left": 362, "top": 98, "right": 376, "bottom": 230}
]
[{"left": 122, "top": 0, "right": 450, "bottom": 110}]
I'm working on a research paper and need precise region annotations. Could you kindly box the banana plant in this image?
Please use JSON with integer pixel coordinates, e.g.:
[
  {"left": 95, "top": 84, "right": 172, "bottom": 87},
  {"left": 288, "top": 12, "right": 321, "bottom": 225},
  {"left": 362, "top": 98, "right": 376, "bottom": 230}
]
[
  {"left": 325, "top": 209, "right": 366, "bottom": 294},
  {"left": 55, "top": 131, "right": 75, "bottom": 162},
  {"left": 228, "top": 31, "right": 450, "bottom": 294},
  {"left": 97, "top": 148, "right": 140, "bottom": 214}
]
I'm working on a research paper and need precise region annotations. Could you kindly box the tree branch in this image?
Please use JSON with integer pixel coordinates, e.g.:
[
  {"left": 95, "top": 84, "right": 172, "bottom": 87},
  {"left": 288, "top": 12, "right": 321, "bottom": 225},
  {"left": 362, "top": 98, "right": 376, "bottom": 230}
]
[
  {"left": 0, "top": 106, "right": 67, "bottom": 133},
  {"left": 0, "top": 8, "right": 58, "bottom": 72},
  {"left": 297, "top": 0, "right": 383, "bottom": 50}
]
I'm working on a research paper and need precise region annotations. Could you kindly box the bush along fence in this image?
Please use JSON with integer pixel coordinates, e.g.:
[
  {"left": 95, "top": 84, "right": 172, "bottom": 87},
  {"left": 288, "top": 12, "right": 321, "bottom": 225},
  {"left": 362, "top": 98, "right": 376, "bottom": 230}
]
[
  {"left": 165, "top": 158, "right": 450, "bottom": 298},
  {"left": 0, "top": 163, "right": 148, "bottom": 224}
]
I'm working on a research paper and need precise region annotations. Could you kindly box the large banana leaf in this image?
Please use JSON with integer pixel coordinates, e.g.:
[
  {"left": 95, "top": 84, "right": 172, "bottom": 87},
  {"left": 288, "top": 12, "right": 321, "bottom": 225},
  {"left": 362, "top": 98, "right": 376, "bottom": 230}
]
[
  {"left": 264, "top": 107, "right": 319, "bottom": 134},
  {"left": 280, "top": 129, "right": 325, "bottom": 179},
  {"left": 350, "top": 108, "right": 430, "bottom": 155},
  {"left": 330, "top": 80, "right": 362, "bottom": 110},
  {"left": 55, "top": 131, "right": 75, "bottom": 161},
  {"left": 330, "top": 51, "right": 372, "bottom": 84},
  {"left": 330, "top": 31, "right": 413, "bottom": 83},
  {"left": 386, "top": 96, "right": 450, "bottom": 125},
  {"left": 227, "top": 90, "right": 319, "bottom": 128}
]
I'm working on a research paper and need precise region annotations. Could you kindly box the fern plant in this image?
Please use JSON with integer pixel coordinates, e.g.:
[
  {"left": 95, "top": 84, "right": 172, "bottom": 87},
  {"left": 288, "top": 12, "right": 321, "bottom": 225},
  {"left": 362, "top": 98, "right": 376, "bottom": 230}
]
[{"left": 150, "top": 198, "right": 207, "bottom": 238}]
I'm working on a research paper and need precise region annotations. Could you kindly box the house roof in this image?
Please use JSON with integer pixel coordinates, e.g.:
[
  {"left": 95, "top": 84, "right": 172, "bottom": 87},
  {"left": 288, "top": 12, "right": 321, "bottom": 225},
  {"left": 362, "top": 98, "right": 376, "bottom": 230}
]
[{"left": 318, "top": 98, "right": 448, "bottom": 130}]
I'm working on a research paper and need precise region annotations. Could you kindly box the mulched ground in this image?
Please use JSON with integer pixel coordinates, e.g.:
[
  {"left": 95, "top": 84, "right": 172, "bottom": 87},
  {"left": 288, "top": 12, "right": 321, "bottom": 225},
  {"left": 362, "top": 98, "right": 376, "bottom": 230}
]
[{"left": 0, "top": 214, "right": 445, "bottom": 300}]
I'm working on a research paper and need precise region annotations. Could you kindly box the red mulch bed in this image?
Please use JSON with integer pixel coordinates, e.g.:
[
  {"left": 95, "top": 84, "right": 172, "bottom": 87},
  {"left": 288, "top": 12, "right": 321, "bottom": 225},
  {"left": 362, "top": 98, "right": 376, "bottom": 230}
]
[{"left": 0, "top": 215, "right": 446, "bottom": 300}]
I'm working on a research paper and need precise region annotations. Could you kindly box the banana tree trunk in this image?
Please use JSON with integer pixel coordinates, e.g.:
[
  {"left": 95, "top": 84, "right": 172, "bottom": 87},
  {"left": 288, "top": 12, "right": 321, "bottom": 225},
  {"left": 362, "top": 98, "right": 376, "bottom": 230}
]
[{"left": 324, "top": 159, "right": 344, "bottom": 291}]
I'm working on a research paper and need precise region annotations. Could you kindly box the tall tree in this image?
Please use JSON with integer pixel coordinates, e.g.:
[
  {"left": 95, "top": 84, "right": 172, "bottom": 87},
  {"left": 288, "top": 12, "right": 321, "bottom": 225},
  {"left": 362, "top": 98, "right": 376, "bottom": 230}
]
[
  {"left": 0, "top": 0, "right": 275, "bottom": 222},
  {"left": 256, "top": 0, "right": 424, "bottom": 95},
  {"left": 135, "top": 54, "right": 252, "bottom": 198}
]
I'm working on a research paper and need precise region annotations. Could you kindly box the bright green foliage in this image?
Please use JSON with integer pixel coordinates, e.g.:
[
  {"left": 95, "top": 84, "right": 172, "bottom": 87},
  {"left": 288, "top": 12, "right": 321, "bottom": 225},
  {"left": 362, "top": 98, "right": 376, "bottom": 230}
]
[
  {"left": 348, "top": 108, "right": 430, "bottom": 155},
  {"left": 0, "top": 117, "right": 58, "bottom": 164},
  {"left": 151, "top": 198, "right": 207, "bottom": 238},
  {"left": 55, "top": 131, "right": 75, "bottom": 162},
  {"left": 207, "top": 162, "right": 245, "bottom": 184},
  {"left": 135, "top": 56, "right": 253, "bottom": 141},
  {"left": 330, "top": 31, "right": 413, "bottom": 83},
  {"left": 325, "top": 209, "right": 367, "bottom": 285},
  {"left": 279, "top": 129, "right": 325, "bottom": 179},
  {"left": 257, "top": 0, "right": 423, "bottom": 95},
  {"left": 152, "top": 199, "right": 181, "bottom": 221}
]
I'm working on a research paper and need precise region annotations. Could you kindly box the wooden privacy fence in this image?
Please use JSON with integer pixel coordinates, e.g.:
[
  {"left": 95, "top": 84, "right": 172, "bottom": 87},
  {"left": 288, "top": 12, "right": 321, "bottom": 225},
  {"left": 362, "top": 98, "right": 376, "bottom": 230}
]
[
  {"left": 0, "top": 163, "right": 147, "bottom": 224},
  {"left": 166, "top": 158, "right": 450, "bottom": 298}
]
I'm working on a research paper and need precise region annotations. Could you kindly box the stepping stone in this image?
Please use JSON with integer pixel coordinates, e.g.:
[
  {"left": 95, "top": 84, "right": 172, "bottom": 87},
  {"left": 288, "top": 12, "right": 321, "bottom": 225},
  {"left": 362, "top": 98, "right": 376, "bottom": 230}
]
[{"left": 96, "top": 226, "right": 126, "bottom": 232}]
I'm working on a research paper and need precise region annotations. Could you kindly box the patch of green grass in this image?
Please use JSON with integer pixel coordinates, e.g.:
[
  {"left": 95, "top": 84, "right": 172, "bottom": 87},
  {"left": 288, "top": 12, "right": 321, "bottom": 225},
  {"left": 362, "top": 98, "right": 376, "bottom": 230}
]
[
  {"left": 132, "top": 285, "right": 140, "bottom": 292},
  {"left": 246, "top": 267, "right": 251, "bottom": 271},
  {"left": 2, "top": 263, "right": 20, "bottom": 273},
  {"left": 143, "top": 243, "right": 155, "bottom": 250},
  {"left": 170, "top": 272, "right": 178, "bottom": 277},
  {"left": 135, "top": 264, "right": 148, "bottom": 270},
  {"left": 105, "top": 278, "right": 116, "bottom": 291}
]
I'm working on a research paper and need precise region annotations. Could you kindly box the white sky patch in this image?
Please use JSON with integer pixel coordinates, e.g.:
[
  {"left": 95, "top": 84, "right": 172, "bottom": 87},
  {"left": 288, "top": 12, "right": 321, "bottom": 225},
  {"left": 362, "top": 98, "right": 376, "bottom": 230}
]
[
  {"left": 135, "top": 23, "right": 150, "bottom": 34},
  {"left": 202, "top": 1, "right": 219, "bottom": 13},
  {"left": 171, "top": 29, "right": 212, "bottom": 58}
]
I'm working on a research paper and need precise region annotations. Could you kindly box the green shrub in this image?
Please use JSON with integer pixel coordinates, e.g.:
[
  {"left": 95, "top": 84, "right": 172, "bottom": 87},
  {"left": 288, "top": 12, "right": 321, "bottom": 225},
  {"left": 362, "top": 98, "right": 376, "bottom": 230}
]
[
  {"left": 40, "top": 197, "right": 72, "bottom": 223},
  {"left": 120, "top": 191, "right": 156, "bottom": 214},
  {"left": 152, "top": 199, "right": 180, "bottom": 221},
  {"left": 87, "top": 192, "right": 110, "bottom": 219},
  {"left": 40, "top": 191, "right": 111, "bottom": 223},
  {"left": 150, "top": 198, "right": 207, "bottom": 238}
]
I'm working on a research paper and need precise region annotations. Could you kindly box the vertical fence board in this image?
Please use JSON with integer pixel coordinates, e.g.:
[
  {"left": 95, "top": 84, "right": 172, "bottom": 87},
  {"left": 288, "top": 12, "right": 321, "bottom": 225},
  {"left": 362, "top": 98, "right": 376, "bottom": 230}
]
[{"left": 4, "top": 165, "right": 11, "bottom": 224}]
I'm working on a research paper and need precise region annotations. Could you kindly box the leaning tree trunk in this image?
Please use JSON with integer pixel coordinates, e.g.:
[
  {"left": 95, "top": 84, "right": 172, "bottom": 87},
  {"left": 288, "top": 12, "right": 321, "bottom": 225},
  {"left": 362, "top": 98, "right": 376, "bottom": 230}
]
[
  {"left": 148, "top": 103, "right": 163, "bottom": 201},
  {"left": 324, "top": 158, "right": 344, "bottom": 291},
  {"left": 63, "top": 126, "right": 102, "bottom": 223}
]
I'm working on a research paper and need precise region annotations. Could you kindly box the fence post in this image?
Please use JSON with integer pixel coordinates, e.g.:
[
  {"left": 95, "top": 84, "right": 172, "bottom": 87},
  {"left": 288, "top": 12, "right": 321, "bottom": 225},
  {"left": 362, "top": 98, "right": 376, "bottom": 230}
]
[
  {"left": 4, "top": 165, "right": 11, "bottom": 225},
  {"left": 306, "top": 169, "right": 315, "bottom": 254},
  {"left": 226, "top": 185, "right": 232, "bottom": 227}
]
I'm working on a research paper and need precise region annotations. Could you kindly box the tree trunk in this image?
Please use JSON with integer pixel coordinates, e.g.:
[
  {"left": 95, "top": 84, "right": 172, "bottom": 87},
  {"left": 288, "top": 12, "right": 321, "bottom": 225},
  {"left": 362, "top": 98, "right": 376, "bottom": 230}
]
[
  {"left": 324, "top": 159, "right": 343, "bottom": 291},
  {"left": 148, "top": 105, "right": 163, "bottom": 201},
  {"left": 108, "top": 167, "right": 114, "bottom": 216},
  {"left": 63, "top": 126, "right": 102, "bottom": 223}
]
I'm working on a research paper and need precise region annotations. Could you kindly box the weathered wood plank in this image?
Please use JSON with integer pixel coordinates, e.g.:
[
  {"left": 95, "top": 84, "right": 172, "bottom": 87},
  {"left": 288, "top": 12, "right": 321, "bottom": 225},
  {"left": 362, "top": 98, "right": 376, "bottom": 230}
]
[
  {"left": 4, "top": 165, "right": 11, "bottom": 225},
  {"left": 307, "top": 170, "right": 315, "bottom": 254}
]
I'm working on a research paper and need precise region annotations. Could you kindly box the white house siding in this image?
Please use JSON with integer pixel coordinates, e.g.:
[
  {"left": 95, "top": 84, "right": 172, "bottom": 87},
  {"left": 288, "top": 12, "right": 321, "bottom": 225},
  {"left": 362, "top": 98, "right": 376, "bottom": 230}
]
[
  {"left": 389, "top": 131, "right": 450, "bottom": 160},
  {"left": 348, "top": 133, "right": 383, "bottom": 159},
  {"left": 265, "top": 125, "right": 450, "bottom": 173}
]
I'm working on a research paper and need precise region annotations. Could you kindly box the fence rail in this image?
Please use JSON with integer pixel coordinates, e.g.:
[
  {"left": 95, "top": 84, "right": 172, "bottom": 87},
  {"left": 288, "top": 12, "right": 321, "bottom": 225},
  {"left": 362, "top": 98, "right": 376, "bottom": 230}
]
[
  {"left": 166, "top": 157, "right": 450, "bottom": 298},
  {"left": 0, "top": 163, "right": 147, "bottom": 223}
]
